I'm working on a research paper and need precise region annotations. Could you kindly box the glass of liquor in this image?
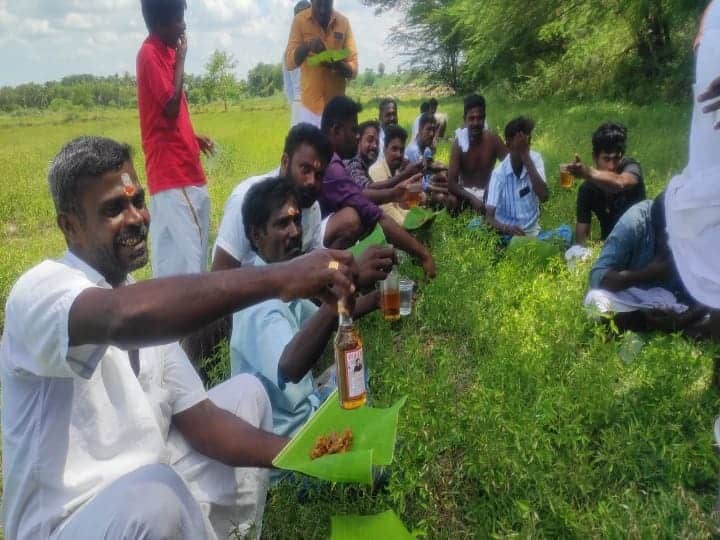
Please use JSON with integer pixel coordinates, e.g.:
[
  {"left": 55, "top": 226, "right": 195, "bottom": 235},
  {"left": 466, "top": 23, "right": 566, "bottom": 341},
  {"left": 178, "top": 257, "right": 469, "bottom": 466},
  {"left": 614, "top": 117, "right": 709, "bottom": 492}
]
[
  {"left": 378, "top": 265, "right": 400, "bottom": 322},
  {"left": 559, "top": 166, "right": 574, "bottom": 189},
  {"left": 404, "top": 183, "right": 423, "bottom": 208},
  {"left": 334, "top": 299, "right": 366, "bottom": 409}
]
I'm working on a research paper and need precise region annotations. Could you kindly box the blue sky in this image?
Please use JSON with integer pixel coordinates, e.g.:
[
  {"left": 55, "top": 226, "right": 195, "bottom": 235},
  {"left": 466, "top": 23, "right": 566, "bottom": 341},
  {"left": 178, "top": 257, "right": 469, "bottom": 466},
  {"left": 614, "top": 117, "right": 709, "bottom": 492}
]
[{"left": 0, "top": 0, "right": 402, "bottom": 86}]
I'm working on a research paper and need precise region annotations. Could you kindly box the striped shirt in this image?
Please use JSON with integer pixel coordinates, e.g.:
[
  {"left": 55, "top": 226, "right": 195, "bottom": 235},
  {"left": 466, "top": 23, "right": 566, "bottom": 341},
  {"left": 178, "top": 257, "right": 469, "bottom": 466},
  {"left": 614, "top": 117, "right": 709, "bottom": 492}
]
[{"left": 486, "top": 151, "right": 546, "bottom": 235}]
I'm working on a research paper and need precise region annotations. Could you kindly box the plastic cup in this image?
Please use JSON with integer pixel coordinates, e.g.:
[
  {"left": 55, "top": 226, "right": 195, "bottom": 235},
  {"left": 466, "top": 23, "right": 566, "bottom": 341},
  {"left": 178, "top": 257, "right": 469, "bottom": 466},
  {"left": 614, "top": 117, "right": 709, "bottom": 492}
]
[
  {"left": 399, "top": 279, "right": 415, "bottom": 316},
  {"left": 559, "top": 167, "right": 574, "bottom": 189}
]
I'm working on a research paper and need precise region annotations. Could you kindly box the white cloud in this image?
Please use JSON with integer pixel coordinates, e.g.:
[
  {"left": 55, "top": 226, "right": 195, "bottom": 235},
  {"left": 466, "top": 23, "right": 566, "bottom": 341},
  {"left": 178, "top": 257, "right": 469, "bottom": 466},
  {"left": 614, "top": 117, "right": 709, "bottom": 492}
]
[{"left": 0, "top": 1, "right": 403, "bottom": 86}]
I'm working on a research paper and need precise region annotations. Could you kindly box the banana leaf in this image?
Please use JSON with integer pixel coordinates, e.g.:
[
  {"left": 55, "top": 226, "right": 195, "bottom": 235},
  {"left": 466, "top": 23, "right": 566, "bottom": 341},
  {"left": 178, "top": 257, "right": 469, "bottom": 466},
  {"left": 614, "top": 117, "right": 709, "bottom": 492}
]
[
  {"left": 330, "top": 510, "right": 414, "bottom": 540},
  {"left": 307, "top": 49, "right": 351, "bottom": 67},
  {"left": 272, "top": 390, "right": 406, "bottom": 484},
  {"left": 349, "top": 223, "right": 387, "bottom": 259},
  {"left": 403, "top": 206, "right": 438, "bottom": 231}
]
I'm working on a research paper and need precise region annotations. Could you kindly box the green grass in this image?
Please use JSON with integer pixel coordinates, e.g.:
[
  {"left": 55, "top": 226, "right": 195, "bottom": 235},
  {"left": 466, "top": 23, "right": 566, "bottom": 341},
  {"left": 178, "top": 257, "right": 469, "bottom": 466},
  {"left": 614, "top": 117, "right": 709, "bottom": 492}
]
[{"left": 1, "top": 93, "right": 719, "bottom": 538}]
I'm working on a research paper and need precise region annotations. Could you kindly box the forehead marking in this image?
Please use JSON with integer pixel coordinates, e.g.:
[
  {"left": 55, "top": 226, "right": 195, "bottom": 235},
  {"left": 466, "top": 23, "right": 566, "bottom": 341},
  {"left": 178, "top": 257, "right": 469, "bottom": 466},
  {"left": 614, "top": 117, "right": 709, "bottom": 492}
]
[{"left": 121, "top": 173, "right": 136, "bottom": 196}]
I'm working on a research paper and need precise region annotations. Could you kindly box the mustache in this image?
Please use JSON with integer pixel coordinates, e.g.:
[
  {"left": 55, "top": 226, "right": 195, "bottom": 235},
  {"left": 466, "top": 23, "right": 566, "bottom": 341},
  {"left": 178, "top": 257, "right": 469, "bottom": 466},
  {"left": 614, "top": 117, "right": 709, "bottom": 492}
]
[{"left": 115, "top": 224, "right": 148, "bottom": 245}]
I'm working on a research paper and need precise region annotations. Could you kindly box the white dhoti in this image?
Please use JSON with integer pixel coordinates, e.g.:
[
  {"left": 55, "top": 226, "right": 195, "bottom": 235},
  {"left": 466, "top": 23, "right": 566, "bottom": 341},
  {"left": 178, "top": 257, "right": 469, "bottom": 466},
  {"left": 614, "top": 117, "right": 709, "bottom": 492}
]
[
  {"left": 150, "top": 185, "right": 211, "bottom": 278},
  {"left": 291, "top": 102, "right": 322, "bottom": 128},
  {"left": 584, "top": 287, "right": 688, "bottom": 315},
  {"left": 52, "top": 375, "right": 272, "bottom": 540}
]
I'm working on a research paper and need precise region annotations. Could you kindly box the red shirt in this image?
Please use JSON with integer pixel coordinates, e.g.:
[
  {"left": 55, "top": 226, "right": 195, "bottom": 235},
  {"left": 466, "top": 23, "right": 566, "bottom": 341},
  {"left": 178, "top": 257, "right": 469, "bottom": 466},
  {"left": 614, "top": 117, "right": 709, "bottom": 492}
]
[{"left": 136, "top": 34, "right": 206, "bottom": 195}]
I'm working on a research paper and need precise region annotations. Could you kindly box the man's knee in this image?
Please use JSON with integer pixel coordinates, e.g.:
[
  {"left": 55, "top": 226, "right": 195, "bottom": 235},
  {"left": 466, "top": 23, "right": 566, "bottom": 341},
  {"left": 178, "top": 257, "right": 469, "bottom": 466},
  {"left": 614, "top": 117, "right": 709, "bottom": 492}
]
[
  {"left": 113, "top": 465, "right": 205, "bottom": 539},
  {"left": 209, "top": 374, "right": 272, "bottom": 431},
  {"left": 325, "top": 207, "right": 364, "bottom": 249}
]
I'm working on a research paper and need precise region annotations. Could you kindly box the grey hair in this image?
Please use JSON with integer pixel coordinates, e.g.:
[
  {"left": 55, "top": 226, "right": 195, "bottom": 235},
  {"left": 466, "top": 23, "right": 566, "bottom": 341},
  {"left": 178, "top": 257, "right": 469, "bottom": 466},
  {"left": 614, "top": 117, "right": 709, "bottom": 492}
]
[{"left": 48, "top": 136, "right": 132, "bottom": 218}]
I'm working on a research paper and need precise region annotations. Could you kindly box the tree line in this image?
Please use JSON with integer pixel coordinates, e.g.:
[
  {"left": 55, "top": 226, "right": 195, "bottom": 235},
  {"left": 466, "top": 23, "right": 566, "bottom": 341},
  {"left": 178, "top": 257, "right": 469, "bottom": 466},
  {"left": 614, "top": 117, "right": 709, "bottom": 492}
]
[
  {"left": 364, "top": 0, "right": 707, "bottom": 101},
  {"left": 0, "top": 51, "right": 284, "bottom": 113}
]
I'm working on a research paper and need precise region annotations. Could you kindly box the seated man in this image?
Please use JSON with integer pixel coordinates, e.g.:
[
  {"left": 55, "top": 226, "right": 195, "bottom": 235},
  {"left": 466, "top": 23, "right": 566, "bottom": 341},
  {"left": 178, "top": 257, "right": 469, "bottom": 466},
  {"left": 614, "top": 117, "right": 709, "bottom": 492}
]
[
  {"left": 213, "top": 123, "right": 330, "bottom": 270},
  {"left": 0, "top": 136, "right": 356, "bottom": 539},
  {"left": 377, "top": 97, "right": 398, "bottom": 160},
  {"left": 429, "top": 97, "right": 448, "bottom": 141},
  {"left": 486, "top": 117, "right": 549, "bottom": 238},
  {"left": 448, "top": 94, "right": 508, "bottom": 213},
  {"left": 231, "top": 177, "right": 381, "bottom": 437},
  {"left": 405, "top": 112, "right": 437, "bottom": 163},
  {"left": 319, "top": 95, "right": 437, "bottom": 278},
  {"left": 584, "top": 195, "right": 705, "bottom": 332},
  {"left": 410, "top": 100, "right": 431, "bottom": 141},
  {"left": 564, "top": 121, "right": 646, "bottom": 246}
]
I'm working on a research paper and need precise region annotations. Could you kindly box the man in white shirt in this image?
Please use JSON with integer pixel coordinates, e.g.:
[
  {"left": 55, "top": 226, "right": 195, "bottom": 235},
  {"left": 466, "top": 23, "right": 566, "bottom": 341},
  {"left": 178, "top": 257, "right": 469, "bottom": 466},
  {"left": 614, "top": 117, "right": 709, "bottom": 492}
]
[
  {"left": 486, "top": 117, "right": 549, "bottom": 237},
  {"left": 212, "top": 124, "right": 329, "bottom": 270},
  {"left": 0, "top": 136, "right": 356, "bottom": 540}
]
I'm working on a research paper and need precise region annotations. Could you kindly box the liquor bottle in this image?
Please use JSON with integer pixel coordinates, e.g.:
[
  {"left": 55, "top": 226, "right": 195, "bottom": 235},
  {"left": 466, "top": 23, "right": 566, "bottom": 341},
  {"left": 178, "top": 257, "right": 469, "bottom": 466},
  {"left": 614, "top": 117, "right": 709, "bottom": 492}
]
[{"left": 334, "top": 300, "right": 367, "bottom": 409}]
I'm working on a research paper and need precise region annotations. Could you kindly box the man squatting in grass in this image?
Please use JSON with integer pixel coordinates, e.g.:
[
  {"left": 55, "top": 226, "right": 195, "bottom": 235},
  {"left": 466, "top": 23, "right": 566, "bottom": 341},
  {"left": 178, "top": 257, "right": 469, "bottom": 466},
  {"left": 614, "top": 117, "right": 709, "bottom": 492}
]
[
  {"left": 285, "top": 0, "right": 358, "bottom": 127},
  {"left": 0, "top": 136, "right": 358, "bottom": 539},
  {"left": 230, "top": 177, "right": 381, "bottom": 438},
  {"left": 136, "top": 0, "right": 216, "bottom": 278},
  {"left": 564, "top": 122, "right": 646, "bottom": 246},
  {"left": 584, "top": 194, "right": 709, "bottom": 333},
  {"left": 448, "top": 94, "right": 508, "bottom": 214},
  {"left": 318, "top": 96, "right": 438, "bottom": 278},
  {"left": 485, "top": 117, "right": 549, "bottom": 238}
]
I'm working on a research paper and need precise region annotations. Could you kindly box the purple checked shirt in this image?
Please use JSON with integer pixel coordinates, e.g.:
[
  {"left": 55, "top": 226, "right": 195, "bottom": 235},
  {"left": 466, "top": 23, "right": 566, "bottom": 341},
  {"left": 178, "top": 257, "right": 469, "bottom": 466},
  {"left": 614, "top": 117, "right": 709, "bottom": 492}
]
[{"left": 319, "top": 154, "right": 383, "bottom": 230}]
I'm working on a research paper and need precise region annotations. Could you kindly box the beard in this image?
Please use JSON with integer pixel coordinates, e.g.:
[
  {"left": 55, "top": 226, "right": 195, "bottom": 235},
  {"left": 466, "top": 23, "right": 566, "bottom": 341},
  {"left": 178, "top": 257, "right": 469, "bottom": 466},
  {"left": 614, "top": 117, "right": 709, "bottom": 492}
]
[{"left": 101, "top": 224, "right": 149, "bottom": 284}]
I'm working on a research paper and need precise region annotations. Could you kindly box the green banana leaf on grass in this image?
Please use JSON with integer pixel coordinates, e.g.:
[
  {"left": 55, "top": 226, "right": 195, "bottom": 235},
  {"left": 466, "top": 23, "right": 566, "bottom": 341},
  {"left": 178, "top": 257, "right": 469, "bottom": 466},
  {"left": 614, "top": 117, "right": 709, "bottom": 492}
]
[
  {"left": 330, "top": 510, "right": 415, "bottom": 540},
  {"left": 403, "top": 206, "right": 439, "bottom": 231},
  {"left": 272, "top": 390, "right": 406, "bottom": 484},
  {"left": 307, "top": 49, "right": 351, "bottom": 67}
]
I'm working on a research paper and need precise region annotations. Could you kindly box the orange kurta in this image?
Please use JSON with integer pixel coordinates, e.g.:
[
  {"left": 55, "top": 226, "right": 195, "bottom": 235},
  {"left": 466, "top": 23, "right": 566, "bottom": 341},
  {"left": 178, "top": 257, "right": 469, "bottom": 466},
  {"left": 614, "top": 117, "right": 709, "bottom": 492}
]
[{"left": 285, "top": 9, "right": 358, "bottom": 116}]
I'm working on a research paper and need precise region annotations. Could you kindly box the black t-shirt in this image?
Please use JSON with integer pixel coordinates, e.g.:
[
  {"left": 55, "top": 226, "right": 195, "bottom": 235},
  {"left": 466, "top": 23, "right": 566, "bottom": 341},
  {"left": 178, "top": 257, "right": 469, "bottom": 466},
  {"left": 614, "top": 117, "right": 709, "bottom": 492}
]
[{"left": 576, "top": 158, "right": 646, "bottom": 240}]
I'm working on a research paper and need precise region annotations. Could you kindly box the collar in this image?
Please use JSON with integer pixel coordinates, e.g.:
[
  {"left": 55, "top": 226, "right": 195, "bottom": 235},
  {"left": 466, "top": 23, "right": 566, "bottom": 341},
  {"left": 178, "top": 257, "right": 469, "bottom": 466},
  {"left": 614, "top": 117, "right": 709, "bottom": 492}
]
[
  {"left": 500, "top": 153, "right": 529, "bottom": 181},
  {"left": 59, "top": 250, "right": 135, "bottom": 289},
  {"left": 304, "top": 8, "right": 338, "bottom": 29},
  {"left": 251, "top": 253, "right": 268, "bottom": 267}
]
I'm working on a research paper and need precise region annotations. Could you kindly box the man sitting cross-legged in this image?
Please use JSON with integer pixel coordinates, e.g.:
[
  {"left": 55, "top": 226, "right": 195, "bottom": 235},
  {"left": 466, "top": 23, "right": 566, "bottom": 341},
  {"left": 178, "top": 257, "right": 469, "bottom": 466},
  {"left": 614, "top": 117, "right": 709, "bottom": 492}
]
[
  {"left": 584, "top": 194, "right": 707, "bottom": 332},
  {"left": 448, "top": 94, "right": 508, "bottom": 213},
  {"left": 564, "top": 122, "right": 646, "bottom": 246},
  {"left": 319, "top": 96, "right": 437, "bottom": 278},
  {"left": 231, "top": 177, "right": 383, "bottom": 437},
  {"left": 0, "top": 136, "right": 358, "bottom": 540},
  {"left": 486, "top": 117, "right": 549, "bottom": 238}
]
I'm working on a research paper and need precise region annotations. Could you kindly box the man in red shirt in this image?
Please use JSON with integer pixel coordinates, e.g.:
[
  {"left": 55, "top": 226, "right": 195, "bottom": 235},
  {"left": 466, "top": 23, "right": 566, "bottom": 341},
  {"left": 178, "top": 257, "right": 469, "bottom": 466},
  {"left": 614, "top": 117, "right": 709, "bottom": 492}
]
[{"left": 137, "top": 0, "right": 214, "bottom": 277}]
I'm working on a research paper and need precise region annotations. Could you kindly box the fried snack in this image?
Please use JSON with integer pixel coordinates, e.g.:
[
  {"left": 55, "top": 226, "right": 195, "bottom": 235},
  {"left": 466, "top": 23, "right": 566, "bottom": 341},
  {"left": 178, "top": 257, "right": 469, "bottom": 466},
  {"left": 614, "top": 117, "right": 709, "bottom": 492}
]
[{"left": 309, "top": 428, "right": 353, "bottom": 460}]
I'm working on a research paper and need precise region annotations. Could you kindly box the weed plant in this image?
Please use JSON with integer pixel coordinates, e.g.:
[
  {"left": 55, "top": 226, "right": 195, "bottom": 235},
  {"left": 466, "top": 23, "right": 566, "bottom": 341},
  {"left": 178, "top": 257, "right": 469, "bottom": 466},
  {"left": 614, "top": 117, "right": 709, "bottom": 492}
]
[{"left": 0, "top": 94, "right": 718, "bottom": 538}]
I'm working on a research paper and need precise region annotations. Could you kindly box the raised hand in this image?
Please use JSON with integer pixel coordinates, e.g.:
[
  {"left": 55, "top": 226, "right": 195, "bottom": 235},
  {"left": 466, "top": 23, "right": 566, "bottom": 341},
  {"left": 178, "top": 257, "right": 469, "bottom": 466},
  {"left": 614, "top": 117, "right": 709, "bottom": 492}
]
[
  {"left": 278, "top": 249, "right": 355, "bottom": 304},
  {"left": 176, "top": 32, "right": 188, "bottom": 62}
]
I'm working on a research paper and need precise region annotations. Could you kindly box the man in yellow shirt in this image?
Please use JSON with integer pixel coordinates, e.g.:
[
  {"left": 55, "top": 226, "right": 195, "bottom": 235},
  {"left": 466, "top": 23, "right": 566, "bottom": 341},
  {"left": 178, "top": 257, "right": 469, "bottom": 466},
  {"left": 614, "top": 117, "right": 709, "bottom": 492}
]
[{"left": 285, "top": 0, "right": 358, "bottom": 127}]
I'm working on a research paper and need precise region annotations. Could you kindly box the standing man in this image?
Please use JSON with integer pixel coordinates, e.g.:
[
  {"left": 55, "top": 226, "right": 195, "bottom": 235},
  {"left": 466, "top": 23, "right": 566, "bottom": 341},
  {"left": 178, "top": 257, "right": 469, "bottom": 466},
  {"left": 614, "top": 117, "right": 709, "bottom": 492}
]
[
  {"left": 283, "top": 1, "right": 312, "bottom": 126},
  {"left": 564, "top": 122, "right": 645, "bottom": 246},
  {"left": 137, "top": 0, "right": 215, "bottom": 278},
  {"left": 447, "top": 95, "right": 508, "bottom": 214},
  {"left": 285, "top": 0, "right": 358, "bottom": 127}
]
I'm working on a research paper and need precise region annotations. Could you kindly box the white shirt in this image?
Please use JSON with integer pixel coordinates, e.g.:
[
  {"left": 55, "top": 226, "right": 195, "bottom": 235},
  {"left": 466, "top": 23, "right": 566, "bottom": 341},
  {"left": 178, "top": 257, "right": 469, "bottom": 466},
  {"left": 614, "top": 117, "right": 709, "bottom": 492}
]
[
  {"left": 486, "top": 151, "right": 546, "bottom": 235},
  {"left": 214, "top": 169, "right": 324, "bottom": 266},
  {"left": 0, "top": 251, "right": 207, "bottom": 539}
]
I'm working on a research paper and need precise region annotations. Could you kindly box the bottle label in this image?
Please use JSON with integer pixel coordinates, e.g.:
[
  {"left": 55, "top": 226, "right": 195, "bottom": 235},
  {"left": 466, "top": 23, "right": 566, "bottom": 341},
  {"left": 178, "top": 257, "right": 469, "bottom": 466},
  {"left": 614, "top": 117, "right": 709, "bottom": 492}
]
[{"left": 343, "top": 347, "right": 365, "bottom": 399}]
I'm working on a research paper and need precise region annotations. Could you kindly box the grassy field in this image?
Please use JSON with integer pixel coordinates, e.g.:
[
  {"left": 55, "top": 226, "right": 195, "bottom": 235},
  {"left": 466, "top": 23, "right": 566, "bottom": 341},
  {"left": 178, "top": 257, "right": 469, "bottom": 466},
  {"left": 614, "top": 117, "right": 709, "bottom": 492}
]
[{"left": 1, "top": 93, "right": 719, "bottom": 538}]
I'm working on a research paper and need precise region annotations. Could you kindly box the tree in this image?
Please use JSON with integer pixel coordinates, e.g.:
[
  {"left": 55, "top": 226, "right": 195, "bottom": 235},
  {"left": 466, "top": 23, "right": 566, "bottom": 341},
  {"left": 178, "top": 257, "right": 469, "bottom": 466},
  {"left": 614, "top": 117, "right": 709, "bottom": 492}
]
[
  {"left": 378, "top": 62, "right": 386, "bottom": 77},
  {"left": 204, "top": 50, "right": 238, "bottom": 111},
  {"left": 245, "top": 63, "right": 283, "bottom": 97}
]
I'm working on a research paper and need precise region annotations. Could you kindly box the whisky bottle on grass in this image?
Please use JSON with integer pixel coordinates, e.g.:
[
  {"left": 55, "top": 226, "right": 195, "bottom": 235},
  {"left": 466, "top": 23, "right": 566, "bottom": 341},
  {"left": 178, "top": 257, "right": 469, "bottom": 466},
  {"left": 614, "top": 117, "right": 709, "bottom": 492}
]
[{"left": 334, "top": 300, "right": 366, "bottom": 409}]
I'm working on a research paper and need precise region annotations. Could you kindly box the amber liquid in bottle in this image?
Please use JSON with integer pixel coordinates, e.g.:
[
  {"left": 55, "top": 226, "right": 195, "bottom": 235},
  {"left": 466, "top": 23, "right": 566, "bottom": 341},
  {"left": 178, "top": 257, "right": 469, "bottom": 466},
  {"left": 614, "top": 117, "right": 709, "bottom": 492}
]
[{"left": 334, "top": 303, "right": 367, "bottom": 409}]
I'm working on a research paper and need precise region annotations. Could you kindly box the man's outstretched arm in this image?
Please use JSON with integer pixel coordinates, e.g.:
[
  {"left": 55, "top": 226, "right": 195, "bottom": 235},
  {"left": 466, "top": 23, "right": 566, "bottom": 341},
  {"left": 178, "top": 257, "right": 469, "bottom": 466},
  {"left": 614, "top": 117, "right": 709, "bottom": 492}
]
[{"left": 69, "top": 250, "right": 356, "bottom": 350}]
